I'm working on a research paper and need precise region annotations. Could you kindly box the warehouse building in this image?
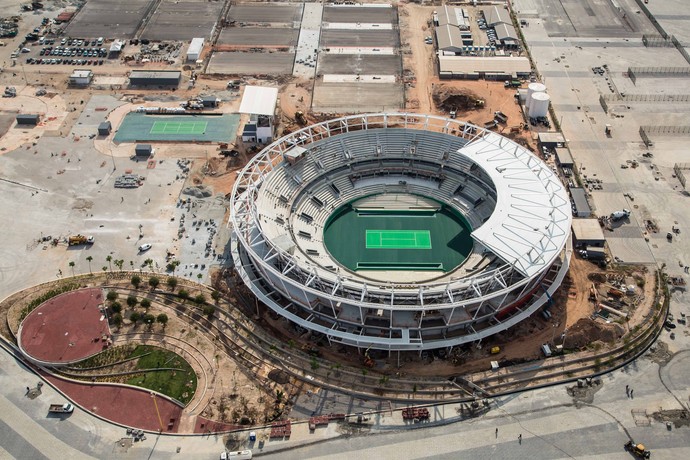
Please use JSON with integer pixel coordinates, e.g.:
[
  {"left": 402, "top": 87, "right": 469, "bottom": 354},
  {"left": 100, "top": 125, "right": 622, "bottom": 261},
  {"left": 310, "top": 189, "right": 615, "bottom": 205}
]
[
  {"left": 438, "top": 55, "right": 531, "bottom": 80},
  {"left": 109, "top": 40, "right": 124, "bottom": 58},
  {"left": 135, "top": 144, "right": 153, "bottom": 159},
  {"left": 495, "top": 23, "right": 519, "bottom": 48},
  {"left": 187, "top": 38, "right": 204, "bottom": 62},
  {"left": 483, "top": 6, "right": 511, "bottom": 26},
  {"left": 69, "top": 69, "right": 93, "bottom": 86},
  {"left": 129, "top": 70, "right": 181, "bottom": 87}
]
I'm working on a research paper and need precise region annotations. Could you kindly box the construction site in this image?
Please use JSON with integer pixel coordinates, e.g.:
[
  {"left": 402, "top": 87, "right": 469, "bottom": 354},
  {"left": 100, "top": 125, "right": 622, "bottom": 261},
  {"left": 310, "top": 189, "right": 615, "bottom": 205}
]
[{"left": 0, "top": 0, "right": 688, "bottom": 458}]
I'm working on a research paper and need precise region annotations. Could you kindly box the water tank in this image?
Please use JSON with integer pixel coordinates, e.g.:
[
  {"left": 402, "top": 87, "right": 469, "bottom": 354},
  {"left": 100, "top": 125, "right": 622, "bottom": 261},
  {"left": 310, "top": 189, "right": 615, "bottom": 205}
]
[
  {"left": 527, "top": 82, "right": 546, "bottom": 111},
  {"left": 530, "top": 92, "right": 550, "bottom": 118}
]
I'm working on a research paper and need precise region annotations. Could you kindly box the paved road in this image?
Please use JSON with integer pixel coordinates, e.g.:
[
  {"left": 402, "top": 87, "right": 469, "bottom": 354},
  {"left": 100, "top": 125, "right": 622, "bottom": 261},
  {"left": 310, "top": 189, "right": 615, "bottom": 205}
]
[{"left": 2, "top": 333, "right": 688, "bottom": 459}]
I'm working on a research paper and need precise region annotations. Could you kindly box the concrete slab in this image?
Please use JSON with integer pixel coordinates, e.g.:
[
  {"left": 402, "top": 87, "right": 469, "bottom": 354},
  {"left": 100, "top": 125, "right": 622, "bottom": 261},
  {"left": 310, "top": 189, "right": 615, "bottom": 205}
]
[
  {"left": 322, "top": 5, "right": 397, "bottom": 24},
  {"left": 207, "top": 52, "right": 295, "bottom": 75},
  {"left": 320, "top": 29, "right": 399, "bottom": 48},
  {"left": 293, "top": 2, "right": 323, "bottom": 78},
  {"left": 140, "top": 0, "right": 224, "bottom": 41},
  {"left": 317, "top": 54, "right": 401, "bottom": 75},
  {"left": 64, "top": 0, "right": 154, "bottom": 39},
  {"left": 217, "top": 28, "right": 299, "bottom": 47},
  {"left": 312, "top": 82, "right": 403, "bottom": 112},
  {"left": 227, "top": 3, "right": 304, "bottom": 24}
]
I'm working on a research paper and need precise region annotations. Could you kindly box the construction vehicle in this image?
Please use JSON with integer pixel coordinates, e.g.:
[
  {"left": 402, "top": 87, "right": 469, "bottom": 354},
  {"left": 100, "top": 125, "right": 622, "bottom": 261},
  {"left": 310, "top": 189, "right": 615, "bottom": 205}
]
[
  {"left": 3, "top": 86, "right": 16, "bottom": 97},
  {"left": 449, "top": 108, "right": 457, "bottom": 119},
  {"left": 605, "top": 124, "right": 612, "bottom": 136},
  {"left": 295, "top": 111, "right": 307, "bottom": 125},
  {"left": 610, "top": 209, "right": 631, "bottom": 221},
  {"left": 68, "top": 235, "right": 94, "bottom": 246},
  {"left": 490, "top": 346, "right": 501, "bottom": 354},
  {"left": 504, "top": 80, "right": 521, "bottom": 88},
  {"left": 624, "top": 440, "right": 651, "bottom": 458},
  {"left": 48, "top": 403, "right": 74, "bottom": 414}
]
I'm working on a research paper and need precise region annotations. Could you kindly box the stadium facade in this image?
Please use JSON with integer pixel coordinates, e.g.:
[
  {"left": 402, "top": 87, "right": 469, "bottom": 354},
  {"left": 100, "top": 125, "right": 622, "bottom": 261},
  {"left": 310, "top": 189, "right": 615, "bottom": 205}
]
[{"left": 230, "top": 113, "right": 572, "bottom": 351}]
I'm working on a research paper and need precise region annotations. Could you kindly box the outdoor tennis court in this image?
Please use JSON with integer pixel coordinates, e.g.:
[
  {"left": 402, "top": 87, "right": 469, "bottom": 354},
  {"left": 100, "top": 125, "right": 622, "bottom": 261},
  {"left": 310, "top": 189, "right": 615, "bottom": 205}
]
[
  {"left": 366, "top": 230, "right": 432, "bottom": 249},
  {"left": 150, "top": 120, "right": 207, "bottom": 135},
  {"left": 324, "top": 197, "right": 473, "bottom": 272},
  {"left": 113, "top": 113, "right": 240, "bottom": 143}
]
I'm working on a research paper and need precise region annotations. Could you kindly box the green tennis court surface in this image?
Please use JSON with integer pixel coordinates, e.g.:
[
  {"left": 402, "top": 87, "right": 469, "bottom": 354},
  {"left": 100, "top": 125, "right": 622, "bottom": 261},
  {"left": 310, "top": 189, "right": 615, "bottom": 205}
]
[
  {"left": 324, "top": 196, "right": 473, "bottom": 272},
  {"left": 113, "top": 113, "right": 240, "bottom": 143},
  {"left": 366, "top": 230, "right": 432, "bottom": 249},
  {"left": 150, "top": 121, "right": 207, "bottom": 135}
]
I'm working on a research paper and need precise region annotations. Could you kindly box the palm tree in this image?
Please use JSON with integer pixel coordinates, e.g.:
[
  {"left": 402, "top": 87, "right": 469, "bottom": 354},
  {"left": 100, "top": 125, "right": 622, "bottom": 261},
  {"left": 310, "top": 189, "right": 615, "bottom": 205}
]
[
  {"left": 106, "top": 255, "right": 112, "bottom": 271},
  {"left": 86, "top": 256, "right": 93, "bottom": 273},
  {"left": 69, "top": 261, "right": 75, "bottom": 276},
  {"left": 114, "top": 259, "right": 124, "bottom": 271},
  {"left": 197, "top": 273, "right": 203, "bottom": 283},
  {"left": 129, "top": 260, "right": 134, "bottom": 270},
  {"left": 144, "top": 258, "right": 153, "bottom": 272},
  {"left": 102, "top": 266, "right": 108, "bottom": 273}
]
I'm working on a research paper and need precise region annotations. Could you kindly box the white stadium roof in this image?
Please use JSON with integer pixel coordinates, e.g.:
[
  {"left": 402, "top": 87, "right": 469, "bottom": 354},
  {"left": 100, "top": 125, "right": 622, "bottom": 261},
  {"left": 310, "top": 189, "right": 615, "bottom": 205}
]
[
  {"left": 239, "top": 86, "right": 278, "bottom": 116},
  {"left": 462, "top": 131, "right": 572, "bottom": 278}
]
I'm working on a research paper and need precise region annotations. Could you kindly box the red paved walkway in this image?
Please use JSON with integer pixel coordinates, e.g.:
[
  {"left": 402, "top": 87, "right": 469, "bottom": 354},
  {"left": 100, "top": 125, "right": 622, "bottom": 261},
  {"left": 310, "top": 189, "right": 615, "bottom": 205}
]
[
  {"left": 19, "top": 288, "right": 111, "bottom": 364},
  {"left": 44, "top": 372, "right": 183, "bottom": 432}
]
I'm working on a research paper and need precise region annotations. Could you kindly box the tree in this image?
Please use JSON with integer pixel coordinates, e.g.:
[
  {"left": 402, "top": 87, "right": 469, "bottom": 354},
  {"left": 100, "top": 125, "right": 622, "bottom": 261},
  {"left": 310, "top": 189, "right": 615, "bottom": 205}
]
[
  {"left": 110, "top": 302, "right": 122, "bottom": 314},
  {"left": 197, "top": 273, "right": 203, "bottom": 282},
  {"left": 144, "top": 258, "right": 154, "bottom": 272},
  {"left": 140, "top": 298, "right": 151, "bottom": 310},
  {"left": 106, "top": 291, "right": 118, "bottom": 302},
  {"left": 166, "top": 260, "right": 180, "bottom": 275},
  {"left": 211, "top": 290, "right": 221, "bottom": 304},
  {"left": 129, "top": 260, "right": 134, "bottom": 270},
  {"left": 166, "top": 277, "right": 178, "bottom": 292},
  {"left": 86, "top": 256, "right": 93, "bottom": 273},
  {"left": 126, "top": 295, "right": 138, "bottom": 308},
  {"left": 129, "top": 311, "right": 141, "bottom": 324},
  {"left": 194, "top": 293, "right": 206, "bottom": 305},
  {"left": 178, "top": 289, "right": 189, "bottom": 302},
  {"left": 202, "top": 304, "right": 216, "bottom": 319},
  {"left": 102, "top": 266, "right": 108, "bottom": 273},
  {"left": 143, "top": 313, "right": 156, "bottom": 328},
  {"left": 131, "top": 275, "right": 141, "bottom": 288},
  {"left": 156, "top": 313, "right": 168, "bottom": 328},
  {"left": 112, "top": 313, "right": 123, "bottom": 328},
  {"left": 106, "top": 255, "right": 112, "bottom": 271},
  {"left": 115, "top": 259, "right": 124, "bottom": 271},
  {"left": 148, "top": 276, "right": 160, "bottom": 290},
  {"left": 69, "top": 261, "right": 75, "bottom": 276}
]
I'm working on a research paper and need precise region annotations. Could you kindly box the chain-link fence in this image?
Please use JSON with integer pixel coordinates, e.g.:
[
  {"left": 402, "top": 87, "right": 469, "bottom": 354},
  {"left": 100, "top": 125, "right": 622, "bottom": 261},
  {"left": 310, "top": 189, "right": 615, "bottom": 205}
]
[
  {"left": 674, "top": 163, "right": 690, "bottom": 189},
  {"left": 602, "top": 93, "right": 690, "bottom": 103}
]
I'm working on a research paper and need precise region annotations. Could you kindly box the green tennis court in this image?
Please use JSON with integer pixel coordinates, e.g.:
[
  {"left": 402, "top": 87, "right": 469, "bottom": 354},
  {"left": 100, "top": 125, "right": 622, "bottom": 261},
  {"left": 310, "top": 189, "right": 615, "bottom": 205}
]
[
  {"left": 323, "top": 195, "right": 474, "bottom": 272},
  {"left": 366, "top": 230, "right": 432, "bottom": 249},
  {"left": 113, "top": 113, "right": 240, "bottom": 143},
  {"left": 150, "top": 120, "right": 207, "bottom": 135}
]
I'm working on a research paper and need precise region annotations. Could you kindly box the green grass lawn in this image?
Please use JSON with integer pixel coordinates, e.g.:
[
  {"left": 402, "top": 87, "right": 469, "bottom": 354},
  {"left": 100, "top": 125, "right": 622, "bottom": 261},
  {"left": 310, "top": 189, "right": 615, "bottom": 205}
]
[{"left": 125, "top": 345, "right": 197, "bottom": 405}]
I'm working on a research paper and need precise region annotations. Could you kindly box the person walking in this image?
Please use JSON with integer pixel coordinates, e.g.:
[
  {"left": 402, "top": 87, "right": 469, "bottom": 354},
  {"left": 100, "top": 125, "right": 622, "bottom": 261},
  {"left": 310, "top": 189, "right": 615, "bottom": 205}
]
[
  {"left": 626, "top": 385, "right": 629, "bottom": 397},
  {"left": 630, "top": 389, "right": 634, "bottom": 399},
  {"left": 518, "top": 434, "right": 522, "bottom": 444},
  {"left": 495, "top": 427, "right": 498, "bottom": 438}
]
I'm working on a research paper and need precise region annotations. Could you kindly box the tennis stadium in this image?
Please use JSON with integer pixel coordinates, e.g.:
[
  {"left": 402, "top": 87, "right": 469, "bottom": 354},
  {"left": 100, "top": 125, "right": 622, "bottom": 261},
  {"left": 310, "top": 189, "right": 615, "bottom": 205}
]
[{"left": 231, "top": 113, "right": 572, "bottom": 351}]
